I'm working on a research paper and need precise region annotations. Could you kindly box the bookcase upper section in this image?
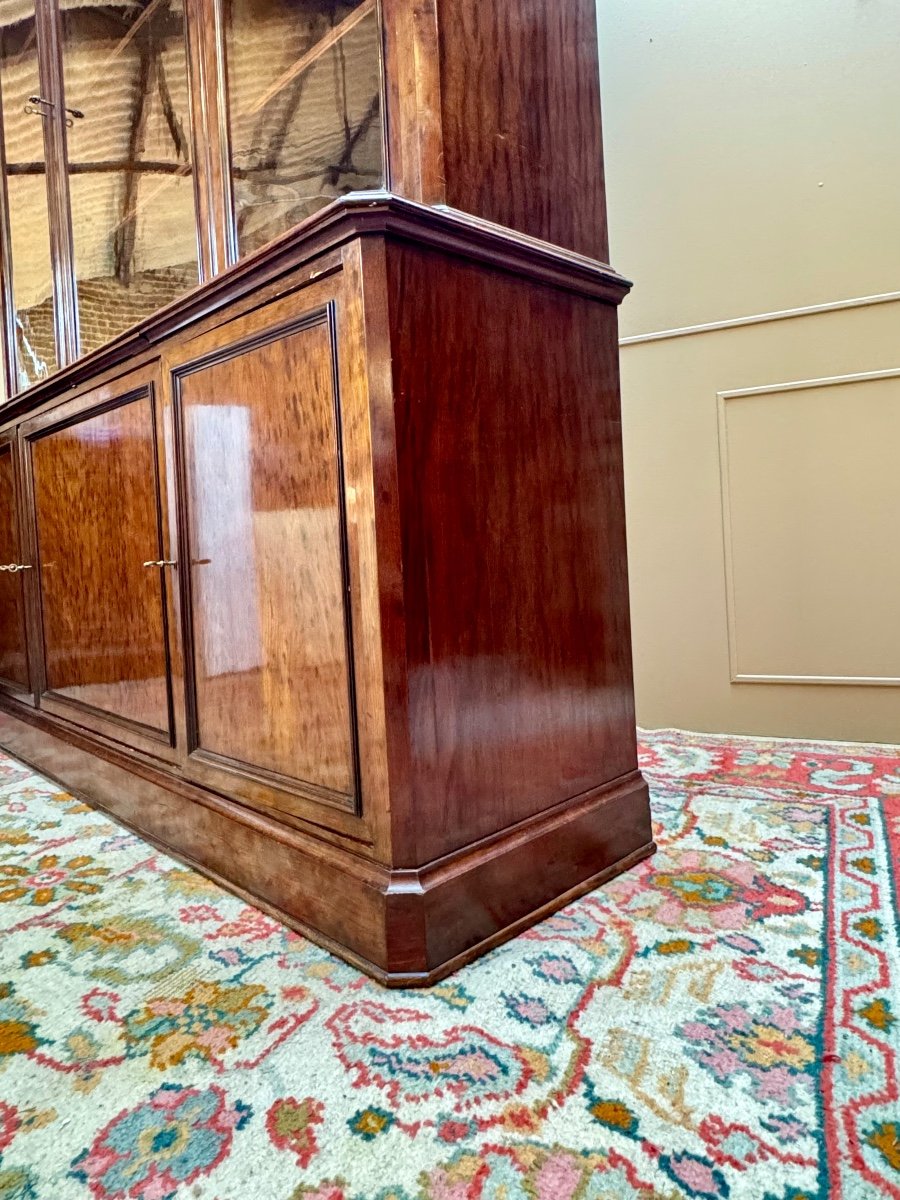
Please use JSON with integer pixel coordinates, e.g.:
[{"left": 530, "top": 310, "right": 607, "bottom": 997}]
[{"left": 0, "top": 0, "right": 608, "bottom": 400}]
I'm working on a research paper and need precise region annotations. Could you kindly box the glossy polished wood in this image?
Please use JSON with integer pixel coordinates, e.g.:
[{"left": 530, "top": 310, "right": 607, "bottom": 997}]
[
  {"left": 381, "top": 0, "right": 444, "bottom": 204},
  {"left": 28, "top": 382, "right": 173, "bottom": 741},
  {"left": 385, "top": 243, "right": 636, "bottom": 860},
  {"left": 438, "top": 0, "right": 608, "bottom": 259},
  {"left": 383, "top": 0, "right": 608, "bottom": 260},
  {"left": 0, "top": 438, "right": 29, "bottom": 688},
  {"left": 0, "top": 701, "right": 653, "bottom": 984},
  {"left": 0, "top": 209, "right": 652, "bottom": 983},
  {"left": 182, "top": 0, "right": 234, "bottom": 280},
  {"left": 176, "top": 310, "right": 357, "bottom": 805}
]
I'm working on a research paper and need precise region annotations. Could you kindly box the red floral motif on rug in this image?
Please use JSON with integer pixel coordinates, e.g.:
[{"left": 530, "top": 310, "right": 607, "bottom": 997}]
[{"left": 0, "top": 729, "right": 898, "bottom": 1199}]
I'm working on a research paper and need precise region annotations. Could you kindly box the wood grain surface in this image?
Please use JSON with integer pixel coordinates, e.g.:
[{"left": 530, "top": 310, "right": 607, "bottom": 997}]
[
  {"left": 385, "top": 242, "right": 637, "bottom": 861},
  {"left": 0, "top": 438, "right": 29, "bottom": 689},
  {"left": 29, "top": 386, "right": 173, "bottom": 738}
]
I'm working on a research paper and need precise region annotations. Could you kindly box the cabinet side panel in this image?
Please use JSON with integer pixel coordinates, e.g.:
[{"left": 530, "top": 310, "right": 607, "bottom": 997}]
[
  {"left": 436, "top": 0, "right": 608, "bottom": 260},
  {"left": 386, "top": 244, "right": 637, "bottom": 863}
]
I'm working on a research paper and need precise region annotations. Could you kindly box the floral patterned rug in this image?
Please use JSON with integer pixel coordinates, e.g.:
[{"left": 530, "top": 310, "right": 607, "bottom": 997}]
[{"left": 1, "top": 730, "right": 899, "bottom": 1200}]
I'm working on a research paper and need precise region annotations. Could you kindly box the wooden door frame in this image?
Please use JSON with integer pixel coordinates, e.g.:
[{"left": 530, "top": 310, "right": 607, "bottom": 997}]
[
  {"left": 184, "top": 0, "right": 236, "bottom": 279},
  {"left": 157, "top": 267, "right": 376, "bottom": 845},
  {"left": 0, "top": 69, "right": 17, "bottom": 401},
  {"left": 0, "top": 431, "right": 37, "bottom": 702},
  {"left": 37, "top": 0, "right": 79, "bottom": 366}
]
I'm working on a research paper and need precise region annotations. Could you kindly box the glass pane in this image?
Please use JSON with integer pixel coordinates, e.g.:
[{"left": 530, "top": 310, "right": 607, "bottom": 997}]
[
  {"left": 0, "top": 2, "right": 57, "bottom": 388},
  {"left": 59, "top": 0, "right": 199, "bottom": 356},
  {"left": 225, "top": 0, "right": 384, "bottom": 258}
]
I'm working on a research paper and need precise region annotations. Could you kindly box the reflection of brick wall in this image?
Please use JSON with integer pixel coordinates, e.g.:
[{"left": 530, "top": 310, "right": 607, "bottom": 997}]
[
  {"left": 16, "top": 264, "right": 197, "bottom": 384},
  {"left": 16, "top": 299, "right": 55, "bottom": 385},
  {"left": 78, "top": 264, "right": 197, "bottom": 355}
]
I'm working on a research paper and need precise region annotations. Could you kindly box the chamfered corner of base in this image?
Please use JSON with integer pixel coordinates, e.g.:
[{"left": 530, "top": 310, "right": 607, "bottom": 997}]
[{"left": 380, "top": 770, "right": 655, "bottom": 985}]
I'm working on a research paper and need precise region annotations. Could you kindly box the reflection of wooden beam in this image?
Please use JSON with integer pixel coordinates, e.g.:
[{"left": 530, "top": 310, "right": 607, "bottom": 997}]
[
  {"left": 105, "top": 0, "right": 168, "bottom": 66},
  {"left": 155, "top": 48, "right": 190, "bottom": 159},
  {"left": 6, "top": 161, "right": 189, "bottom": 175},
  {"left": 233, "top": 94, "right": 379, "bottom": 189},
  {"left": 114, "top": 44, "right": 153, "bottom": 284},
  {"left": 246, "top": 0, "right": 375, "bottom": 116},
  {"left": 6, "top": 24, "right": 37, "bottom": 72}
]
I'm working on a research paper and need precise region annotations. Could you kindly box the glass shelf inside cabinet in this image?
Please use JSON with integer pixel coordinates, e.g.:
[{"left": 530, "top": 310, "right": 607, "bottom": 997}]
[
  {"left": 59, "top": 0, "right": 200, "bottom": 357},
  {"left": 224, "top": 0, "right": 384, "bottom": 259}
]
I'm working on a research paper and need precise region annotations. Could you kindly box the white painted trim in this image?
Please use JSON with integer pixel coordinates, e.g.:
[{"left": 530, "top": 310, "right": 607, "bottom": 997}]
[
  {"left": 716, "top": 389, "right": 742, "bottom": 684},
  {"left": 640, "top": 726, "right": 900, "bottom": 752},
  {"left": 733, "top": 673, "right": 900, "bottom": 688},
  {"left": 716, "top": 367, "right": 900, "bottom": 689},
  {"left": 620, "top": 290, "right": 900, "bottom": 346},
  {"left": 719, "top": 366, "right": 900, "bottom": 399}
]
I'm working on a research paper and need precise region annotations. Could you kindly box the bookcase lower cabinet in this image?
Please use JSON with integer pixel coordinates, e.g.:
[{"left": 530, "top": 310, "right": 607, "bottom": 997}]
[{"left": 0, "top": 208, "right": 654, "bottom": 985}]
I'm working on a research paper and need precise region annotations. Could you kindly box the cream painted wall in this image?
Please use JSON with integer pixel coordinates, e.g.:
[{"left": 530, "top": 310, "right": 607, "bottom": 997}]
[{"left": 596, "top": 0, "right": 900, "bottom": 743}]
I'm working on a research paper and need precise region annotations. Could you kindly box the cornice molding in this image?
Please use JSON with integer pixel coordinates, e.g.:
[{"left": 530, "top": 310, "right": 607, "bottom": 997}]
[{"left": 1, "top": 192, "right": 632, "bottom": 424}]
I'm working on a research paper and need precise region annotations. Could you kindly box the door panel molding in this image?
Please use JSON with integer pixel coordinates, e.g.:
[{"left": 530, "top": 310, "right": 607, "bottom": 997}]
[{"left": 169, "top": 298, "right": 363, "bottom": 823}]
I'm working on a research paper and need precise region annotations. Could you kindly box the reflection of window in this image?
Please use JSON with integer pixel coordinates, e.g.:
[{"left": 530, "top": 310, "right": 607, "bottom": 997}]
[{"left": 187, "top": 405, "right": 262, "bottom": 677}]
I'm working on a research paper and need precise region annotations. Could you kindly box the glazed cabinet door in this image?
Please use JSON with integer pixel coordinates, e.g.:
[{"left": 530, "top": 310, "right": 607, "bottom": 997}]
[
  {"left": 220, "top": 0, "right": 385, "bottom": 260},
  {"left": 0, "top": 1, "right": 62, "bottom": 391},
  {"left": 0, "top": 434, "right": 32, "bottom": 695},
  {"left": 168, "top": 283, "right": 363, "bottom": 830},
  {"left": 56, "top": 0, "right": 200, "bottom": 355},
  {"left": 23, "top": 365, "right": 180, "bottom": 757}
]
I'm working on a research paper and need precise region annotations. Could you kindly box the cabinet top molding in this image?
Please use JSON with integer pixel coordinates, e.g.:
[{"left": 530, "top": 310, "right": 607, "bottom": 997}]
[{"left": 0, "top": 192, "right": 631, "bottom": 427}]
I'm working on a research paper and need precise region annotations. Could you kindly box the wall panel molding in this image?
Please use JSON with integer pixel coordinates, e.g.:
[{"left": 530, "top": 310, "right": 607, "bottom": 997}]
[
  {"left": 621, "top": 292, "right": 900, "bottom": 347},
  {"left": 717, "top": 367, "right": 900, "bottom": 688}
]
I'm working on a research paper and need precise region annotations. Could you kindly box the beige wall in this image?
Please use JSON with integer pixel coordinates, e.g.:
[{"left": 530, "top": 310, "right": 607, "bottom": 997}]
[{"left": 597, "top": 0, "right": 900, "bottom": 743}]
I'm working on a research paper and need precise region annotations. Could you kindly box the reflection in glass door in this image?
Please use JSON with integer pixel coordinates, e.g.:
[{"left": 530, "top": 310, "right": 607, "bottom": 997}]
[
  {"left": 58, "top": 0, "right": 199, "bottom": 356},
  {"left": 0, "top": 1, "right": 58, "bottom": 389},
  {"left": 224, "top": 0, "right": 384, "bottom": 258}
]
